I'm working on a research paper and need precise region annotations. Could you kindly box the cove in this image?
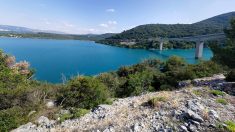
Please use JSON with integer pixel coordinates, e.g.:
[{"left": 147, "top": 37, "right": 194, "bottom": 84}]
[{"left": 0, "top": 37, "right": 213, "bottom": 83}]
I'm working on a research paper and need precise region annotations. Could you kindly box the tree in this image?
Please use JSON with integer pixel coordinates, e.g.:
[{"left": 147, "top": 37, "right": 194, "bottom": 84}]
[
  {"left": 57, "top": 76, "right": 110, "bottom": 109},
  {"left": 211, "top": 19, "right": 235, "bottom": 69}
]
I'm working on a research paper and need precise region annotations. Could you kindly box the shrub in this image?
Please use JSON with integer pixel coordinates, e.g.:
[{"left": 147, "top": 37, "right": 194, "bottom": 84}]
[
  {"left": 163, "top": 56, "right": 187, "bottom": 72},
  {"left": 193, "top": 90, "right": 203, "bottom": 96},
  {"left": 72, "top": 108, "right": 89, "bottom": 118},
  {"left": 210, "top": 90, "right": 225, "bottom": 96},
  {"left": 225, "top": 120, "right": 235, "bottom": 132},
  {"left": 190, "top": 61, "right": 223, "bottom": 78},
  {"left": 117, "top": 70, "right": 156, "bottom": 97},
  {"left": 57, "top": 76, "right": 110, "bottom": 109},
  {"left": 216, "top": 98, "right": 228, "bottom": 105},
  {"left": 226, "top": 69, "right": 235, "bottom": 82},
  {"left": 0, "top": 107, "right": 29, "bottom": 132},
  {"left": 97, "top": 73, "right": 120, "bottom": 97},
  {"left": 147, "top": 95, "right": 168, "bottom": 107},
  {"left": 59, "top": 113, "right": 73, "bottom": 123}
]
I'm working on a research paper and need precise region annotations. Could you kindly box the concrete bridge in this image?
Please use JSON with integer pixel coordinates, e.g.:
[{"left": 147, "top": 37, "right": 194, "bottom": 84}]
[{"left": 155, "top": 33, "right": 225, "bottom": 59}]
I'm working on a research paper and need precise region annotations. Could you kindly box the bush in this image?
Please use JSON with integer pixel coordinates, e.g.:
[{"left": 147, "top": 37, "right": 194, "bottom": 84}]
[
  {"left": 210, "top": 90, "right": 225, "bottom": 96},
  {"left": 225, "top": 120, "right": 235, "bottom": 132},
  {"left": 189, "top": 61, "right": 223, "bottom": 78},
  {"left": 0, "top": 107, "right": 29, "bottom": 132},
  {"left": 216, "top": 98, "right": 228, "bottom": 105},
  {"left": 163, "top": 56, "right": 187, "bottom": 72},
  {"left": 117, "top": 70, "right": 156, "bottom": 97},
  {"left": 97, "top": 73, "right": 120, "bottom": 97},
  {"left": 226, "top": 69, "right": 235, "bottom": 82},
  {"left": 57, "top": 76, "right": 110, "bottom": 109},
  {"left": 72, "top": 108, "right": 89, "bottom": 118}
]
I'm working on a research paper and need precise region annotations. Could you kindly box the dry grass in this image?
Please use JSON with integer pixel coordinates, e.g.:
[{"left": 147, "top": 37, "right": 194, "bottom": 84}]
[
  {"left": 147, "top": 92, "right": 170, "bottom": 108},
  {"left": 202, "top": 109, "right": 209, "bottom": 120}
]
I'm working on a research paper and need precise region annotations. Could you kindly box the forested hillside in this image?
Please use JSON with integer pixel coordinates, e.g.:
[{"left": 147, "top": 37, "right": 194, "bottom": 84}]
[{"left": 99, "top": 12, "right": 235, "bottom": 49}]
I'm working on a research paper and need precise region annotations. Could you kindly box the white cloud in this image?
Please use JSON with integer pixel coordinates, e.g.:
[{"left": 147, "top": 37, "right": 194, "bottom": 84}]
[
  {"left": 99, "top": 23, "right": 109, "bottom": 28},
  {"left": 100, "top": 20, "right": 117, "bottom": 28},
  {"left": 62, "top": 22, "right": 75, "bottom": 28},
  {"left": 108, "top": 21, "right": 117, "bottom": 25},
  {"left": 106, "top": 8, "right": 115, "bottom": 13}
]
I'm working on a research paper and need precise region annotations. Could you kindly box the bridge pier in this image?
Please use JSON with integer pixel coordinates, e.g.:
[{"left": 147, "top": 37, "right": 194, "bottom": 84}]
[
  {"left": 195, "top": 41, "right": 204, "bottom": 59},
  {"left": 160, "top": 41, "right": 163, "bottom": 51}
]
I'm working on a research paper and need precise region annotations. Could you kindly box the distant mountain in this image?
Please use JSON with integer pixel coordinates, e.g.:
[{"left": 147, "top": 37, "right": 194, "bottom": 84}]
[
  {"left": 99, "top": 12, "right": 235, "bottom": 49},
  {"left": 0, "top": 25, "right": 65, "bottom": 34},
  {"left": 0, "top": 25, "right": 38, "bottom": 33}
]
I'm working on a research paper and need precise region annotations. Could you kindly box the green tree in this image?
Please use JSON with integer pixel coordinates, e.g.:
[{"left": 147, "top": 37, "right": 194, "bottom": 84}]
[
  {"left": 211, "top": 19, "right": 235, "bottom": 68},
  {"left": 57, "top": 76, "right": 110, "bottom": 109}
]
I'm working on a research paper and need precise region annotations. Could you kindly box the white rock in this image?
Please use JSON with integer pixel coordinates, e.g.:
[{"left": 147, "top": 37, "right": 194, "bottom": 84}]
[{"left": 46, "top": 100, "right": 55, "bottom": 108}]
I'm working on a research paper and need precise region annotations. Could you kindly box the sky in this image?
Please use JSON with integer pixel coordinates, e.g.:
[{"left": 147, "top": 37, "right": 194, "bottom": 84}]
[{"left": 0, "top": 0, "right": 234, "bottom": 34}]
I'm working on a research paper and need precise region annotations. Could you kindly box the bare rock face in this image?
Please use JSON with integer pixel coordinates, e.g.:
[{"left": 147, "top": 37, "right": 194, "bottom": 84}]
[{"left": 13, "top": 77, "right": 235, "bottom": 132}]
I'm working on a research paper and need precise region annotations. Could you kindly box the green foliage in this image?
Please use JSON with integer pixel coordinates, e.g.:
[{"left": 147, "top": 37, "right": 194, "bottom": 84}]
[
  {"left": 59, "top": 113, "right": 73, "bottom": 123},
  {"left": 59, "top": 108, "right": 89, "bottom": 123},
  {"left": 0, "top": 32, "right": 115, "bottom": 41},
  {"left": 117, "top": 70, "right": 156, "bottom": 97},
  {"left": 192, "top": 90, "right": 203, "bottom": 96},
  {"left": 97, "top": 73, "right": 120, "bottom": 97},
  {"left": 163, "top": 56, "right": 187, "bottom": 72},
  {"left": 210, "top": 90, "right": 225, "bottom": 96},
  {"left": 188, "top": 61, "right": 223, "bottom": 78},
  {"left": 99, "top": 12, "right": 235, "bottom": 49},
  {"left": 211, "top": 19, "right": 235, "bottom": 69},
  {"left": 226, "top": 69, "right": 235, "bottom": 82},
  {"left": 225, "top": 121, "right": 235, "bottom": 132},
  {"left": 0, "top": 107, "right": 29, "bottom": 132},
  {"left": 57, "top": 76, "right": 110, "bottom": 109},
  {"left": 71, "top": 108, "right": 89, "bottom": 118},
  {"left": 216, "top": 98, "right": 228, "bottom": 105}
]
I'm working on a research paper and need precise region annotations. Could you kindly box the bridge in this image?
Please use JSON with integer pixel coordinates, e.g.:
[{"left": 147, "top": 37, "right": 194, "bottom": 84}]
[{"left": 154, "top": 33, "right": 225, "bottom": 59}]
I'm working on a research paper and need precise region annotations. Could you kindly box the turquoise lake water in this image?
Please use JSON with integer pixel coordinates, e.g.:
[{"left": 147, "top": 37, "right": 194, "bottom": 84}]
[{"left": 0, "top": 37, "right": 213, "bottom": 83}]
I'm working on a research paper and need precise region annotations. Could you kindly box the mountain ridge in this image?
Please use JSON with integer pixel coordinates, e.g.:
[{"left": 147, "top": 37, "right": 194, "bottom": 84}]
[{"left": 98, "top": 12, "right": 235, "bottom": 49}]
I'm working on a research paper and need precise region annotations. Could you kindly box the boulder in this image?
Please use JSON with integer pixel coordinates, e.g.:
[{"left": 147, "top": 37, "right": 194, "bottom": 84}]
[
  {"left": 36, "top": 116, "right": 55, "bottom": 128},
  {"left": 208, "top": 110, "right": 219, "bottom": 119},
  {"left": 184, "top": 109, "right": 204, "bottom": 123},
  {"left": 12, "top": 122, "right": 37, "bottom": 132},
  {"left": 46, "top": 100, "right": 55, "bottom": 109}
]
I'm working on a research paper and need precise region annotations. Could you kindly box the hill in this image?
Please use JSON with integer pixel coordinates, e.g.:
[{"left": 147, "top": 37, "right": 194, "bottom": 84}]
[
  {"left": 195, "top": 11, "right": 235, "bottom": 27},
  {"left": 99, "top": 12, "right": 235, "bottom": 49},
  {"left": 14, "top": 77, "right": 235, "bottom": 131},
  {"left": 0, "top": 30, "right": 115, "bottom": 41}
]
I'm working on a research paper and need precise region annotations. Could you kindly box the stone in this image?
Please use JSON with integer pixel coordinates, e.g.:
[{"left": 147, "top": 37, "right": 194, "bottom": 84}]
[
  {"left": 189, "top": 124, "right": 197, "bottom": 132},
  {"left": 36, "top": 116, "right": 50, "bottom": 125},
  {"left": 179, "top": 125, "right": 188, "bottom": 132},
  {"left": 12, "top": 122, "right": 37, "bottom": 132},
  {"left": 103, "top": 126, "right": 115, "bottom": 132},
  {"left": 208, "top": 110, "right": 219, "bottom": 119},
  {"left": 132, "top": 123, "right": 141, "bottom": 132},
  {"left": 36, "top": 116, "right": 55, "bottom": 128},
  {"left": 184, "top": 109, "right": 204, "bottom": 123},
  {"left": 60, "top": 109, "right": 70, "bottom": 115},
  {"left": 46, "top": 100, "right": 55, "bottom": 109}
]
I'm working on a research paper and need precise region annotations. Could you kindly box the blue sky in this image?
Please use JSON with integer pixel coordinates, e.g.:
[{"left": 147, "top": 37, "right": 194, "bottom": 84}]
[{"left": 0, "top": 0, "right": 234, "bottom": 34}]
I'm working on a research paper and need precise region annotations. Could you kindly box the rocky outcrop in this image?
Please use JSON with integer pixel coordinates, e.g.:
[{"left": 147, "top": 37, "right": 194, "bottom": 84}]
[{"left": 13, "top": 85, "right": 235, "bottom": 132}]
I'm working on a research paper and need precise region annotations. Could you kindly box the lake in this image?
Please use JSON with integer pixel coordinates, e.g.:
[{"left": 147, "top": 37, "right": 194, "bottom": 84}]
[{"left": 0, "top": 37, "right": 213, "bottom": 83}]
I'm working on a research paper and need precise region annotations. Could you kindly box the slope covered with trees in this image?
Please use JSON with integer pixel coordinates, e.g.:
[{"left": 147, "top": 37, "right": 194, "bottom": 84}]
[{"left": 99, "top": 12, "right": 235, "bottom": 49}]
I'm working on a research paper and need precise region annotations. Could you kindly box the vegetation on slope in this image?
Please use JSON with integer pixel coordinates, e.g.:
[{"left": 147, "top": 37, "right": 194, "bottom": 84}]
[
  {"left": 99, "top": 12, "right": 235, "bottom": 49},
  {"left": 0, "top": 32, "right": 115, "bottom": 41}
]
